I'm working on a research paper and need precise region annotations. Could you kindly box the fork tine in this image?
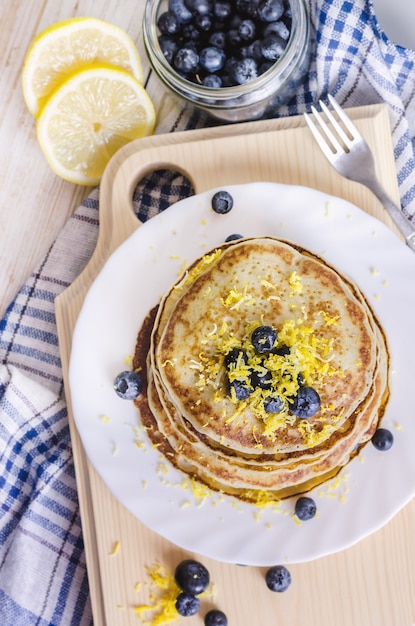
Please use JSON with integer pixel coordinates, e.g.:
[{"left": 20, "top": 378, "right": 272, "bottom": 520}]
[
  {"left": 305, "top": 105, "right": 344, "bottom": 155},
  {"left": 327, "top": 94, "right": 364, "bottom": 142},
  {"left": 319, "top": 100, "right": 354, "bottom": 149},
  {"left": 303, "top": 112, "right": 336, "bottom": 161}
]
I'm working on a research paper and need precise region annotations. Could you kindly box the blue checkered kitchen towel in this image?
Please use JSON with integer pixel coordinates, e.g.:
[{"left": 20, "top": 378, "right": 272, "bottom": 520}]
[{"left": 1, "top": 1, "right": 415, "bottom": 624}]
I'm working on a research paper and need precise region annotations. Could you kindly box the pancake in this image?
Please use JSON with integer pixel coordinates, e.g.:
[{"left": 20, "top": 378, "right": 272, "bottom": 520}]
[{"left": 134, "top": 237, "right": 389, "bottom": 504}]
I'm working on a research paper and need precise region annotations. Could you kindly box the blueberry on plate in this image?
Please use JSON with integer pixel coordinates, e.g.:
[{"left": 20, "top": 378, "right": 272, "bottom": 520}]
[
  {"left": 251, "top": 325, "right": 278, "bottom": 353},
  {"left": 175, "top": 592, "right": 200, "bottom": 616},
  {"left": 294, "top": 496, "right": 317, "bottom": 521},
  {"left": 113, "top": 371, "right": 142, "bottom": 399},
  {"left": 225, "top": 233, "right": 244, "bottom": 242},
  {"left": 290, "top": 386, "right": 320, "bottom": 418},
  {"left": 265, "top": 565, "right": 292, "bottom": 592},
  {"left": 205, "top": 609, "right": 228, "bottom": 625},
  {"left": 211, "top": 190, "right": 234, "bottom": 214},
  {"left": 174, "top": 559, "right": 210, "bottom": 595},
  {"left": 371, "top": 428, "right": 394, "bottom": 451}
]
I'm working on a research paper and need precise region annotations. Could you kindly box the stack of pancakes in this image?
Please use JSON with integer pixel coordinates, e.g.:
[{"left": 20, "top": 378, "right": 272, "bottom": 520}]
[{"left": 135, "top": 237, "right": 389, "bottom": 504}]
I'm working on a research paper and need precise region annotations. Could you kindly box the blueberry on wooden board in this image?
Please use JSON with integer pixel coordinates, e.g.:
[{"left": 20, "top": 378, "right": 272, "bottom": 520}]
[
  {"left": 205, "top": 609, "right": 228, "bottom": 625},
  {"left": 265, "top": 565, "right": 292, "bottom": 592},
  {"left": 174, "top": 559, "right": 210, "bottom": 595},
  {"left": 175, "top": 592, "right": 200, "bottom": 616}
]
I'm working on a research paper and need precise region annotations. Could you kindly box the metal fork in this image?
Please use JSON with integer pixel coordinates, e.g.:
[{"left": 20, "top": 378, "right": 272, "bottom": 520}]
[{"left": 304, "top": 94, "right": 415, "bottom": 253}]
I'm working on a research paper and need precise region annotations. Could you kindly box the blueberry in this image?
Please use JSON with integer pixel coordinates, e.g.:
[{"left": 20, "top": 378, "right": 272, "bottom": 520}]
[
  {"left": 175, "top": 592, "right": 200, "bottom": 616},
  {"left": 174, "top": 47, "right": 200, "bottom": 73},
  {"left": 203, "top": 74, "right": 223, "bottom": 87},
  {"left": 371, "top": 428, "right": 394, "bottom": 451},
  {"left": 169, "top": 0, "right": 193, "bottom": 23},
  {"left": 233, "top": 57, "right": 258, "bottom": 84},
  {"left": 227, "top": 378, "right": 252, "bottom": 401},
  {"left": 159, "top": 35, "right": 180, "bottom": 64},
  {"left": 258, "top": 0, "right": 285, "bottom": 23},
  {"left": 185, "top": 0, "right": 213, "bottom": 15},
  {"left": 251, "top": 325, "right": 278, "bottom": 353},
  {"left": 195, "top": 13, "right": 214, "bottom": 33},
  {"left": 157, "top": 11, "right": 181, "bottom": 36},
  {"left": 225, "top": 233, "right": 244, "bottom": 241},
  {"left": 263, "top": 394, "right": 284, "bottom": 414},
  {"left": 294, "top": 496, "right": 317, "bottom": 521},
  {"left": 290, "top": 386, "right": 320, "bottom": 418},
  {"left": 205, "top": 609, "right": 228, "bottom": 625},
  {"left": 200, "top": 47, "right": 226, "bottom": 72},
  {"left": 209, "top": 30, "right": 226, "bottom": 48},
  {"left": 224, "top": 348, "right": 248, "bottom": 368},
  {"left": 263, "top": 19, "right": 290, "bottom": 40},
  {"left": 213, "top": 1, "right": 232, "bottom": 20},
  {"left": 174, "top": 559, "right": 210, "bottom": 595},
  {"left": 261, "top": 34, "right": 286, "bottom": 61},
  {"left": 274, "top": 344, "right": 290, "bottom": 356},
  {"left": 265, "top": 565, "right": 292, "bottom": 592},
  {"left": 250, "top": 366, "right": 272, "bottom": 389},
  {"left": 211, "top": 190, "right": 234, "bottom": 214},
  {"left": 113, "top": 371, "right": 142, "bottom": 399},
  {"left": 238, "top": 19, "right": 257, "bottom": 42}
]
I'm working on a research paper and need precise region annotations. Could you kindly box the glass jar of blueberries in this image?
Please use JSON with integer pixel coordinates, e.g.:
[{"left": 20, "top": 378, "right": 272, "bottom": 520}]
[{"left": 143, "top": 0, "right": 310, "bottom": 123}]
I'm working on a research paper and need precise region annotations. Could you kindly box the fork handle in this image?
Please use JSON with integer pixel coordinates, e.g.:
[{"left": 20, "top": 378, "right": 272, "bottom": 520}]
[{"left": 368, "top": 180, "right": 415, "bottom": 253}]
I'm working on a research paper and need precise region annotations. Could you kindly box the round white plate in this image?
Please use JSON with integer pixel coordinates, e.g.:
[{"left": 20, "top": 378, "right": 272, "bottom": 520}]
[{"left": 69, "top": 183, "right": 415, "bottom": 566}]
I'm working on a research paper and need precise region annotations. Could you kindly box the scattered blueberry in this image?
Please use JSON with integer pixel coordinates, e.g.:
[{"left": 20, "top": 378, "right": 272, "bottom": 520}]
[
  {"left": 225, "top": 233, "right": 244, "bottom": 241},
  {"left": 113, "top": 371, "right": 142, "bottom": 399},
  {"left": 174, "top": 559, "right": 210, "bottom": 595},
  {"left": 265, "top": 565, "right": 292, "bottom": 592},
  {"left": 156, "top": 0, "right": 292, "bottom": 87},
  {"left": 290, "top": 386, "right": 320, "bottom": 418},
  {"left": 263, "top": 394, "right": 284, "bottom": 414},
  {"left": 211, "top": 190, "right": 234, "bottom": 214},
  {"left": 371, "top": 428, "right": 394, "bottom": 451},
  {"left": 175, "top": 592, "right": 200, "bottom": 616},
  {"left": 251, "top": 325, "right": 278, "bottom": 353},
  {"left": 205, "top": 609, "right": 228, "bottom": 626},
  {"left": 295, "top": 496, "right": 317, "bottom": 521},
  {"left": 227, "top": 377, "right": 252, "bottom": 401}
]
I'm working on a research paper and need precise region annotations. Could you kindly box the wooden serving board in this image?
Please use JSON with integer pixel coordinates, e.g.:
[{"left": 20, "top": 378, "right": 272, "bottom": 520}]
[{"left": 56, "top": 105, "right": 415, "bottom": 626}]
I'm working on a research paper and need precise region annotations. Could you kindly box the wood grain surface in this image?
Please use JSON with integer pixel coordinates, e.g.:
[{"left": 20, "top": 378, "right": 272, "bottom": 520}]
[{"left": 56, "top": 106, "right": 415, "bottom": 626}]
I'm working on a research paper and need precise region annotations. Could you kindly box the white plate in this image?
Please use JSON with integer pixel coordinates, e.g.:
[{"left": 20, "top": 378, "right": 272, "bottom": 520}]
[{"left": 69, "top": 183, "right": 415, "bottom": 566}]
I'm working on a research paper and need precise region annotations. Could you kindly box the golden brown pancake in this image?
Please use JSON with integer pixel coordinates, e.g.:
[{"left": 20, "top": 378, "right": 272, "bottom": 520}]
[{"left": 134, "top": 237, "right": 389, "bottom": 504}]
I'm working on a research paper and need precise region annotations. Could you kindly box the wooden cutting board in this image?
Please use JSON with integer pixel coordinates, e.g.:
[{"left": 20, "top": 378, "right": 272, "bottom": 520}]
[{"left": 55, "top": 104, "right": 415, "bottom": 626}]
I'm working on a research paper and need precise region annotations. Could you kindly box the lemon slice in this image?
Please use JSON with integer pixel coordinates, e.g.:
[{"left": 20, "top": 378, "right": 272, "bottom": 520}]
[
  {"left": 36, "top": 65, "right": 156, "bottom": 186},
  {"left": 22, "top": 17, "right": 144, "bottom": 117}
]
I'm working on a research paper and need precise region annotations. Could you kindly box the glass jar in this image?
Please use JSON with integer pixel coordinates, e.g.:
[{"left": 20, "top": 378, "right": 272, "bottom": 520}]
[{"left": 143, "top": 0, "right": 311, "bottom": 123}]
